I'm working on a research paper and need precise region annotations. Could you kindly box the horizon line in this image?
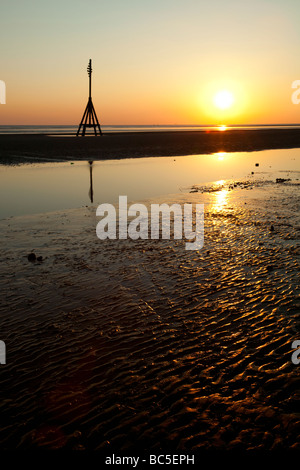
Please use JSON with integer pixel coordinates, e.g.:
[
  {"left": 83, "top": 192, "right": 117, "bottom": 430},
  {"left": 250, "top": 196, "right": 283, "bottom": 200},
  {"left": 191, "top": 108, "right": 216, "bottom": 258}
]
[{"left": 1, "top": 123, "right": 300, "bottom": 127}]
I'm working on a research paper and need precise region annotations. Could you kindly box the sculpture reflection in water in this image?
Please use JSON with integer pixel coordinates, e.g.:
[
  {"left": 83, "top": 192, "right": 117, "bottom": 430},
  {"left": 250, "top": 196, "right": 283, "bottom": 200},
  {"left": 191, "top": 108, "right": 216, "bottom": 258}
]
[{"left": 88, "top": 160, "right": 94, "bottom": 203}]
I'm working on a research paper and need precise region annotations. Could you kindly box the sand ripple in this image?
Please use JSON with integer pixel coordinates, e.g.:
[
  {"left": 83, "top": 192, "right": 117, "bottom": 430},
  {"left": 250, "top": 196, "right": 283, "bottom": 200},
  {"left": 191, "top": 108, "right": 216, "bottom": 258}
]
[{"left": 0, "top": 181, "right": 299, "bottom": 453}]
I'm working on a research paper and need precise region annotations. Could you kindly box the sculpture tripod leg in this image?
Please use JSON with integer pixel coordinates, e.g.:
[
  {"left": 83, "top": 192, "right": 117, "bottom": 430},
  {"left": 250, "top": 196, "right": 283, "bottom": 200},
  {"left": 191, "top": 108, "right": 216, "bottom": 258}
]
[{"left": 76, "top": 99, "right": 102, "bottom": 136}]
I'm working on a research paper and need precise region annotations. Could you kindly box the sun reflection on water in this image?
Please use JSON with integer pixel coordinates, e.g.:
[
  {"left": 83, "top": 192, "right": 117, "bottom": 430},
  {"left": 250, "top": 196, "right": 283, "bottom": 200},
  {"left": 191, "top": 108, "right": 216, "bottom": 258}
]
[
  {"left": 212, "top": 181, "right": 229, "bottom": 212},
  {"left": 215, "top": 151, "right": 227, "bottom": 161}
]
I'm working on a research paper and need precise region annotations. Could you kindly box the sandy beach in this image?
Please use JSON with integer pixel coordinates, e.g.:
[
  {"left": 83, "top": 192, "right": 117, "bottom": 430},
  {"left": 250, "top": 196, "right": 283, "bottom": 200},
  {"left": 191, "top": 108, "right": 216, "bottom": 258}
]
[
  {"left": 3, "top": 0, "right": 300, "bottom": 460},
  {"left": 0, "top": 151, "right": 299, "bottom": 455},
  {"left": 2, "top": 128, "right": 300, "bottom": 164}
]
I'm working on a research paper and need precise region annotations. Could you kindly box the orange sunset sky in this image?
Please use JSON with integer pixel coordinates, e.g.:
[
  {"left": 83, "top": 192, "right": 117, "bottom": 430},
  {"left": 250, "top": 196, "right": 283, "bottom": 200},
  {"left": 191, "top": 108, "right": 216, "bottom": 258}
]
[{"left": 1, "top": 0, "right": 300, "bottom": 126}]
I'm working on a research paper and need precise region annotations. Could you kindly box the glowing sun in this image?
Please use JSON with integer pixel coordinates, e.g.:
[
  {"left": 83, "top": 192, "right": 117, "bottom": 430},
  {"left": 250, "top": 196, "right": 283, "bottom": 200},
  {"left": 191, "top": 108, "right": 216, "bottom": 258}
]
[{"left": 213, "top": 90, "right": 234, "bottom": 110}]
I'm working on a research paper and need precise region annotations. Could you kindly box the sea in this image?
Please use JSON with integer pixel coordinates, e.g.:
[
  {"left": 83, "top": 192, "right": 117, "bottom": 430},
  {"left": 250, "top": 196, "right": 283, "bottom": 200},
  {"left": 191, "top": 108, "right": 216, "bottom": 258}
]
[{"left": 1, "top": 124, "right": 300, "bottom": 134}]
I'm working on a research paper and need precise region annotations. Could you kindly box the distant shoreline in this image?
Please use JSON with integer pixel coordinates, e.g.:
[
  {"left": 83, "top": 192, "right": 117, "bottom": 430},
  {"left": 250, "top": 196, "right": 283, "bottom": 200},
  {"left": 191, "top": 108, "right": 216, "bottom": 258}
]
[{"left": 1, "top": 128, "right": 300, "bottom": 164}]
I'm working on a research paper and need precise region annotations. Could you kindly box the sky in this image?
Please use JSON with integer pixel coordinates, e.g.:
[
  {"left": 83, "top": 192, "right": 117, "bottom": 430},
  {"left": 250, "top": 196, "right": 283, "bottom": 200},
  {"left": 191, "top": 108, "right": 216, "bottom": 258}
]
[{"left": 1, "top": 0, "right": 300, "bottom": 125}]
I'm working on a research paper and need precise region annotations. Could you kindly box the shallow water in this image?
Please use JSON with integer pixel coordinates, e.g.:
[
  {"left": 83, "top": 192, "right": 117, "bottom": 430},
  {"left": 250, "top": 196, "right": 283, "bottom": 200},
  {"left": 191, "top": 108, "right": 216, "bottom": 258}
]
[
  {"left": 0, "top": 147, "right": 299, "bottom": 453},
  {"left": 0, "top": 148, "right": 299, "bottom": 219},
  {"left": 0, "top": 178, "right": 299, "bottom": 452}
]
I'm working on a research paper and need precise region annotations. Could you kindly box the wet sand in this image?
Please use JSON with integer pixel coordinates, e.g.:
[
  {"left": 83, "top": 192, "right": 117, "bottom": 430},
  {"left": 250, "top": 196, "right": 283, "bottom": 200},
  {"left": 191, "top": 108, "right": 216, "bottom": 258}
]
[
  {"left": 0, "top": 175, "right": 299, "bottom": 456},
  {"left": 2, "top": 128, "right": 300, "bottom": 163}
]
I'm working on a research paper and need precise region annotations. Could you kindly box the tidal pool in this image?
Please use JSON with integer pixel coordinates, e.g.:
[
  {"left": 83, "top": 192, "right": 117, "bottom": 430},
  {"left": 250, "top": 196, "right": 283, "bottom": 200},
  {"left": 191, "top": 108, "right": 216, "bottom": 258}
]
[{"left": 0, "top": 148, "right": 299, "bottom": 218}]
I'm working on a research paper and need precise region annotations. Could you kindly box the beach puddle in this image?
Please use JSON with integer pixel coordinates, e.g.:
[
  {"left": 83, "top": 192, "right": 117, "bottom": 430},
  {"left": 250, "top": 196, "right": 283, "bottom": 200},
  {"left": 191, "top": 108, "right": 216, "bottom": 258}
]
[
  {"left": 0, "top": 148, "right": 299, "bottom": 452},
  {"left": 0, "top": 147, "right": 299, "bottom": 219}
]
